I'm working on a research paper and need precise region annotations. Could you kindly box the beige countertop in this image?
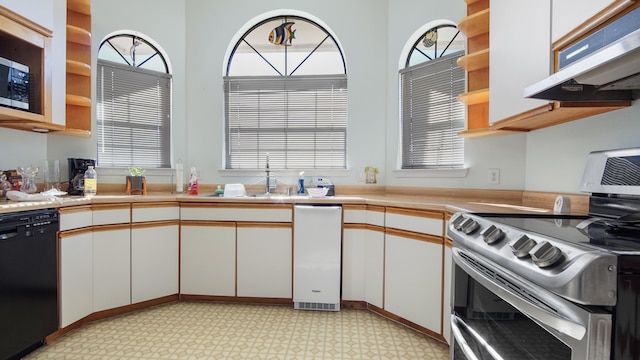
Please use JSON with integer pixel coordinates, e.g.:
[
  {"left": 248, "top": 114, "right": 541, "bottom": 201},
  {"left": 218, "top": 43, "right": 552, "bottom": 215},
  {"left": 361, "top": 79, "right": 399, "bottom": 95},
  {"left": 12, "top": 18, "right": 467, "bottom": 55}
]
[{"left": 0, "top": 190, "right": 569, "bottom": 215}]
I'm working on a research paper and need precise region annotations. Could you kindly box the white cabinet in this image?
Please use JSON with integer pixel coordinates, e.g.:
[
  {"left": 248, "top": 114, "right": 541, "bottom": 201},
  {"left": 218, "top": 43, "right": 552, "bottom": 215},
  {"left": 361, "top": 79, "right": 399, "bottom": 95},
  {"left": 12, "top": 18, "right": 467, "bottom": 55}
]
[
  {"left": 489, "top": 0, "right": 551, "bottom": 124},
  {"left": 59, "top": 206, "right": 92, "bottom": 231},
  {"left": 342, "top": 226, "right": 384, "bottom": 308},
  {"left": 551, "top": 0, "right": 620, "bottom": 43},
  {"left": 59, "top": 229, "right": 93, "bottom": 328},
  {"left": 131, "top": 222, "right": 179, "bottom": 303},
  {"left": 384, "top": 232, "right": 443, "bottom": 333},
  {"left": 181, "top": 223, "right": 236, "bottom": 296},
  {"left": 443, "top": 242, "right": 452, "bottom": 344},
  {"left": 237, "top": 224, "right": 292, "bottom": 298},
  {"left": 384, "top": 208, "right": 444, "bottom": 334},
  {"left": 93, "top": 225, "right": 131, "bottom": 312}
]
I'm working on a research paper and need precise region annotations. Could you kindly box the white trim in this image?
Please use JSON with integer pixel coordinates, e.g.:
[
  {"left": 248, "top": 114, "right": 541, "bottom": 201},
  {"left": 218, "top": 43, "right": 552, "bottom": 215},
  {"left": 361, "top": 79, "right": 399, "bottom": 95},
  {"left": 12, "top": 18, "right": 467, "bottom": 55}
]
[{"left": 392, "top": 168, "right": 469, "bottom": 178}]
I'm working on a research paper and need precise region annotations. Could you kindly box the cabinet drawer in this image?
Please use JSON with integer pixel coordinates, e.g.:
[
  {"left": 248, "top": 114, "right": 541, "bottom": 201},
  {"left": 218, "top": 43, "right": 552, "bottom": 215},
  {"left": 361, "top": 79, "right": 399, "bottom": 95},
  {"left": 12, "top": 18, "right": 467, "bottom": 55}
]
[
  {"left": 385, "top": 208, "right": 443, "bottom": 236},
  {"left": 132, "top": 204, "right": 179, "bottom": 223},
  {"left": 343, "top": 205, "right": 385, "bottom": 227},
  {"left": 181, "top": 204, "right": 292, "bottom": 222},
  {"left": 93, "top": 204, "right": 130, "bottom": 225},
  {"left": 59, "top": 206, "right": 92, "bottom": 231}
]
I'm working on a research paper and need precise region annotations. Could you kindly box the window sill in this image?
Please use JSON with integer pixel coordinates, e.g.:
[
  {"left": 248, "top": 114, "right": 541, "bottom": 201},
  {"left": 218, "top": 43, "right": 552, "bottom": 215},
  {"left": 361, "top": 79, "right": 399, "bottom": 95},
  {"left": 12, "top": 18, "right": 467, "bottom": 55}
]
[
  {"left": 96, "top": 167, "right": 175, "bottom": 177},
  {"left": 392, "top": 168, "right": 469, "bottom": 178}
]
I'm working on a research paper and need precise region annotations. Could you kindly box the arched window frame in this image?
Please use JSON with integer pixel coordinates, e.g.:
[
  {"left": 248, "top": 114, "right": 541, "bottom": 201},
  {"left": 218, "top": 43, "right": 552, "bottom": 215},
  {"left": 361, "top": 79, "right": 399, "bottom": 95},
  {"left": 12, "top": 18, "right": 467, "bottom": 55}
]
[
  {"left": 399, "top": 21, "right": 467, "bottom": 170},
  {"left": 96, "top": 31, "right": 173, "bottom": 169},
  {"left": 223, "top": 13, "right": 348, "bottom": 170}
]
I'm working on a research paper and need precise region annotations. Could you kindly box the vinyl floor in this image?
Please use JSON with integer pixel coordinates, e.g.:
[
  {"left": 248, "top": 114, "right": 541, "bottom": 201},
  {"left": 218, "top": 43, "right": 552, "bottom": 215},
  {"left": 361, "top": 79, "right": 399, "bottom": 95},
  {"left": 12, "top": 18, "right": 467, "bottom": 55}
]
[{"left": 25, "top": 301, "right": 450, "bottom": 359}]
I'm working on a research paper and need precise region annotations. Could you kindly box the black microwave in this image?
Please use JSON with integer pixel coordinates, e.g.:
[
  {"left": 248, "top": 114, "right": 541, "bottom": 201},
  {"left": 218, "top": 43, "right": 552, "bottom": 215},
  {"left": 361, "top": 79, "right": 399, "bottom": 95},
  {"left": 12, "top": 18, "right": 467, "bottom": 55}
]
[{"left": 0, "top": 56, "right": 30, "bottom": 111}]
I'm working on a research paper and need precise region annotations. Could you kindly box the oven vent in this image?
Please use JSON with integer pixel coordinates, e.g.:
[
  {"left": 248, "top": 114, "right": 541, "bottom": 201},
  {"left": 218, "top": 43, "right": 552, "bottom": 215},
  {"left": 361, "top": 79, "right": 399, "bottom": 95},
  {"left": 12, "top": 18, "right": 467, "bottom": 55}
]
[
  {"left": 459, "top": 251, "right": 560, "bottom": 316},
  {"left": 294, "top": 302, "right": 340, "bottom": 312}
]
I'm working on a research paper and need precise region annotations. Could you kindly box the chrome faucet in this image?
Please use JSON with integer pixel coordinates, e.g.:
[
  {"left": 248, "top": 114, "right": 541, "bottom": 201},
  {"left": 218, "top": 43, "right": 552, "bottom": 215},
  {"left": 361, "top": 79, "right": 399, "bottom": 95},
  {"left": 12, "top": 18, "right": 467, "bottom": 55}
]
[{"left": 265, "top": 153, "right": 271, "bottom": 194}]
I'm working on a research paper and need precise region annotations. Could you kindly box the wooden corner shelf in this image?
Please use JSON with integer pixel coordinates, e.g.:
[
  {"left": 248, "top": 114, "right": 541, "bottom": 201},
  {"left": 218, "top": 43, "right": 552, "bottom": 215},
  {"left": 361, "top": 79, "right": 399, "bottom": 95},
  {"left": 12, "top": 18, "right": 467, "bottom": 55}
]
[
  {"left": 66, "top": 94, "right": 91, "bottom": 107},
  {"left": 457, "top": 88, "right": 489, "bottom": 106},
  {"left": 66, "top": 24, "right": 91, "bottom": 46},
  {"left": 68, "top": 0, "right": 91, "bottom": 15},
  {"left": 457, "top": 48, "right": 489, "bottom": 72},
  {"left": 64, "top": 0, "right": 92, "bottom": 136},
  {"left": 67, "top": 59, "right": 91, "bottom": 77},
  {"left": 458, "top": 8, "right": 489, "bottom": 38}
]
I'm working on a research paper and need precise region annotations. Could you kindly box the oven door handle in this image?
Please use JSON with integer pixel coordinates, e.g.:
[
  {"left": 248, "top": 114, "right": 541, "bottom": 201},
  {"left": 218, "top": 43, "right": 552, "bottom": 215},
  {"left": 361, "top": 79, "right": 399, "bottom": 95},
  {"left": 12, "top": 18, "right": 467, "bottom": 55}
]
[
  {"left": 453, "top": 248, "right": 588, "bottom": 341},
  {"left": 451, "top": 314, "right": 492, "bottom": 360}
]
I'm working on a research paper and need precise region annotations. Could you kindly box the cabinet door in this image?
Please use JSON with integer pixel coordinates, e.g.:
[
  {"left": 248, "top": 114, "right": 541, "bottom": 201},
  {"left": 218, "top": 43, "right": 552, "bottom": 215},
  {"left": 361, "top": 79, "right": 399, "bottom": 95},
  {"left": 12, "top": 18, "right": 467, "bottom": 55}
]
[
  {"left": 384, "top": 233, "right": 442, "bottom": 333},
  {"left": 443, "top": 243, "right": 452, "bottom": 344},
  {"left": 552, "top": 0, "right": 619, "bottom": 43},
  {"left": 181, "top": 223, "right": 236, "bottom": 296},
  {"left": 93, "top": 226, "right": 131, "bottom": 312},
  {"left": 489, "top": 0, "right": 550, "bottom": 124},
  {"left": 131, "top": 222, "right": 179, "bottom": 303},
  {"left": 342, "top": 227, "right": 384, "bottom": 308},
  {"left": 237, "top": 225, "right": 292, "bottom": 298},
  {"left": 59, "top": 230, "right": 93, "bottom": 328}
]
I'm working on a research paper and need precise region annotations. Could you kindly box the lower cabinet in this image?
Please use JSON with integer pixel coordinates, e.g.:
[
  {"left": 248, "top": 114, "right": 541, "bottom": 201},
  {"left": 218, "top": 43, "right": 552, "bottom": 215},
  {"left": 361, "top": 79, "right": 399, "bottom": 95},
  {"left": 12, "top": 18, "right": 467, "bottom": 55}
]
[
  {"left": 180, "top": 222, "right": 236, "bottom": 296},
  {"left": 93, "top": 225, "right": 131, "bottom": 312},
  {"left": 236, "top": 223, "right": 292, "bottom": 298},
  {"left": 131, "top": 221, "right": 179, "bottom": 303},
  {"left": 342, "top": 225, "right": 384, "bottom": 308},
  {"left": 384, "top": 230, "right": 443, "bottom": 333},
  {"left": 59, "top": 229, "right": 93, "bottom": 328},
  {"left": 443, "top": 241, "right": 452, "bottom": 344}
]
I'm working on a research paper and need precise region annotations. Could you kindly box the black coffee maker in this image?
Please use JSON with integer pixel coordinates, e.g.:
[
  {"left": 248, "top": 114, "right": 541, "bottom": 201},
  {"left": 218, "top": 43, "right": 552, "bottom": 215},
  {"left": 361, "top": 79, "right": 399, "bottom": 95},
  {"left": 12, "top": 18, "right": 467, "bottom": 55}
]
[{"left": 68, "top": 158, "right": 96, "bottom": 195}]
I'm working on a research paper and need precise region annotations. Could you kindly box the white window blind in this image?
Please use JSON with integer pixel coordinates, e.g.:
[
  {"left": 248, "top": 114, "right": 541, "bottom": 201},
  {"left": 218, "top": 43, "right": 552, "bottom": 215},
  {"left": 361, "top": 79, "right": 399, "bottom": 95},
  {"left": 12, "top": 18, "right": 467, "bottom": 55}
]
[
  {"left": 224, "top": 75, "right": 347, "bottom": 169},
  {"left": 97, "top": 60, "right": 172, "bottom": 168},
  {"left": 400, "top": 53, "right": 465, "bottom": 169}
]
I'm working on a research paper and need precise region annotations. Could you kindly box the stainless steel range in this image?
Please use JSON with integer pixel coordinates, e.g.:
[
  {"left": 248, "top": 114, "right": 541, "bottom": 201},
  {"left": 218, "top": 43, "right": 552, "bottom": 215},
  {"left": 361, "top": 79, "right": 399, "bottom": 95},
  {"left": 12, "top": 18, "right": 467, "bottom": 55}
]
[{"left": 447, "top": 147, "right": 640, "bottom": 360}]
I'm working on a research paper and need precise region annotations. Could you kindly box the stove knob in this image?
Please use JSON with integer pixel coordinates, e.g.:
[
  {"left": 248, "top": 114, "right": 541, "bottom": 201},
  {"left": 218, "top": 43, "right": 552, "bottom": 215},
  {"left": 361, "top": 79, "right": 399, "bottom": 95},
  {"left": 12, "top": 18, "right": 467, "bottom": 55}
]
[
  {"left": 481, "top": 225, "right": 504, "bottom": 244},
  {"left": 451, "top": 215, "right": 466, "bottom": 231},
  {"left": 509, "top": 235, "right": 537, "bottom": 258},
  {"left": 460, "top": 218, "right": 479, "bottom": 234},
  {"left": 530, "top": 241, "right": 563, "bottom": 268}
]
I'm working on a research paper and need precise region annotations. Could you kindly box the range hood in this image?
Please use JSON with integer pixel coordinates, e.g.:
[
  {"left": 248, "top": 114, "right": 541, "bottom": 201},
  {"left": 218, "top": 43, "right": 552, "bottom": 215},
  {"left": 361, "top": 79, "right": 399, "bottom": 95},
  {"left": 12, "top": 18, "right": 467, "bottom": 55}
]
[{"left": 524, "top": 6, "right": 640, "bottom": 102}]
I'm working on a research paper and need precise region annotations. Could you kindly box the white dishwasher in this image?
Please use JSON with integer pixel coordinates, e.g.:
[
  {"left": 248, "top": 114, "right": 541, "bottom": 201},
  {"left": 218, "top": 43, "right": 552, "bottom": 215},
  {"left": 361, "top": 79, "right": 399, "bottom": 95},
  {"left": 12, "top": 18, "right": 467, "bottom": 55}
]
[{"left": 293, "top": 205, "right": 342, "bottom": 311}]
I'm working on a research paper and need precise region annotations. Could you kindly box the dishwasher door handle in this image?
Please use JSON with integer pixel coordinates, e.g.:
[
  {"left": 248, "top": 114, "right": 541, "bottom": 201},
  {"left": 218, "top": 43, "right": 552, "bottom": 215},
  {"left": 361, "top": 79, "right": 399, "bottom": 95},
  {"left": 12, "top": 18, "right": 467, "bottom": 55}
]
[{"left": 0, "top": 231, "right": 18, "bottom": 240}]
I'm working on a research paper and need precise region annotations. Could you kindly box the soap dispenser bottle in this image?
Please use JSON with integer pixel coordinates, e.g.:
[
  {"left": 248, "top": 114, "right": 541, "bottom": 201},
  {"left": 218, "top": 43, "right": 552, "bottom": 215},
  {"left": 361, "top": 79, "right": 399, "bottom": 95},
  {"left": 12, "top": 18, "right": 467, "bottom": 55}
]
[{"left": 297, "top": 171, "right": 305, "bottom": 194}]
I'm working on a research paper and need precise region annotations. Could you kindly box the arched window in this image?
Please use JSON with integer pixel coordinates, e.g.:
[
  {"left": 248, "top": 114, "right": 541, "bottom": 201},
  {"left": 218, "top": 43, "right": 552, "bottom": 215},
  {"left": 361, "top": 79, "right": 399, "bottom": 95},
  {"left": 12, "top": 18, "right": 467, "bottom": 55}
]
[
  {"left": 96, "top": 32, "right": 172, "bottom": 168},
  {"left": 224, "top": 15, "right": 347, "bottom": 169},
  {"left": 400, "top": 23, "right": 466, "bottom": 169}
]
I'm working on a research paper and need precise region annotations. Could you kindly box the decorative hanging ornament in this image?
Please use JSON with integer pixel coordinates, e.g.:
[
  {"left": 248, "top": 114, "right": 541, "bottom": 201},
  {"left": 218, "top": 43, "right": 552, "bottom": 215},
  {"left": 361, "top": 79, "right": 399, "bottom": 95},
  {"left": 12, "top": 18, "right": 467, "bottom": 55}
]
[
  {"left": 269, "top": 22, "right": 296, "bottom": 46},
  {"left": 423, "top": 29, "right": 437, "bottom": 47}
]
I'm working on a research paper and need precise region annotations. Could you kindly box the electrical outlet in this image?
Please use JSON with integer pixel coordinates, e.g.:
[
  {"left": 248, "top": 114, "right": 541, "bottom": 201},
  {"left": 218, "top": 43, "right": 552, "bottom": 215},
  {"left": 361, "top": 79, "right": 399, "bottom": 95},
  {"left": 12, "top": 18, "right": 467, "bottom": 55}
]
[
  {"left": 356, "top": 171, "right": 365, "bottom": 182},
  {"left": 488, "top": 169, "right": 500, "bottom": 185}
]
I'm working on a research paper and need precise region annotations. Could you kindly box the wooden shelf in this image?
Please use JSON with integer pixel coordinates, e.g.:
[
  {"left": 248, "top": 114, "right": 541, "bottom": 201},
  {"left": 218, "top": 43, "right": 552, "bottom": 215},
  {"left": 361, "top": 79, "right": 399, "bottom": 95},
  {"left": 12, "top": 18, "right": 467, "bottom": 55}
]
[
  {"left": 66, "top": 94, "right": 91, "bottom": 107},
  {"left": 458, "top": 128, "right": 523, "bottom": 138},
  {"left": 67, "top": 0, "right": 91, "bottom": 15},
  {"left": 457, "top": 48, "right": 489, "bottom": 72},
  {"left": 67, "top": 59, "right": 91, "bottom": 77},
  {"left": 458, "top": 8, "right": 489, "bottom": 38},
  {"left": 457, "top": 88, "right": 489, "bottom": 106},
  {"left": 489, "top": 101, "right": 632, "bottom": 132},
  {"left": 0, "top": 118, "right": 65, "bottom": 133},
  {"left": 67, "top": 24, "right": 91, "bottom": 46}
]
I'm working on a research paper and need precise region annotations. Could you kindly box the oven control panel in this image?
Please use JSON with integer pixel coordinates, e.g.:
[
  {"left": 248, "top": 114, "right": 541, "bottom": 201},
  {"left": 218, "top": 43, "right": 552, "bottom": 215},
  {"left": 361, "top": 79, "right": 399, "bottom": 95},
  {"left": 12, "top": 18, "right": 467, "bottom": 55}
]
[{"left": 448, "top": 212, "right": 618, "bottom": 306}]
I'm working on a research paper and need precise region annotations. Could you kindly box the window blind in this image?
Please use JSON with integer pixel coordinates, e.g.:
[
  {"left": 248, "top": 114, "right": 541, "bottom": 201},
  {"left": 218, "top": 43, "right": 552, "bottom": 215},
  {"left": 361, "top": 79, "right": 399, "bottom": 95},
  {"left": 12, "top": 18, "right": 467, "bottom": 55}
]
[
  {"left": 96, "top": 60, "right": 172, "bottom": 168},
  {"left": 224, "top": 75, "right": 347, "bottom": 169},
  {"left": 400, "top": 52, "right": 465, "bottom": 169}
]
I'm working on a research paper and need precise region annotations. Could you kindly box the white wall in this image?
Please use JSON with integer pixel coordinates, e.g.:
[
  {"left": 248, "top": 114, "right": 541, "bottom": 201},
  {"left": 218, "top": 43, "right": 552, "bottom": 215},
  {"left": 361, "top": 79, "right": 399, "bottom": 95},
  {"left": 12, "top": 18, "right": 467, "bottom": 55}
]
[
  {"left": 1, "top": 0, "right": 636, "bottom": 194},
  {"left": 525, "top": 103, "right": 640, "bottom": 193}
]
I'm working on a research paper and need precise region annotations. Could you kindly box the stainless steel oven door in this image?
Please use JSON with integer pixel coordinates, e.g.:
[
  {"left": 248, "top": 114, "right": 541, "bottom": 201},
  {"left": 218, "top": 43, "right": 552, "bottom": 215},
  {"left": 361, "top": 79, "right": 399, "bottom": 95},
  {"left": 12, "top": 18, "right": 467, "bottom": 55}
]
[{"left": 451, "top": 246, "right": 612, "bottom": 360}]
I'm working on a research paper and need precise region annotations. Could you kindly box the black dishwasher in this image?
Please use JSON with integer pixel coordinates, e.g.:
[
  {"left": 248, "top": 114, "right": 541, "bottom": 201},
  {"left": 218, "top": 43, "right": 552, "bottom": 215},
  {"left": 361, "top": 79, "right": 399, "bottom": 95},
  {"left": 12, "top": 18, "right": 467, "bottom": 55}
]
[{"left": 0, "top": 208, "right": 58, "bottom": 360}]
